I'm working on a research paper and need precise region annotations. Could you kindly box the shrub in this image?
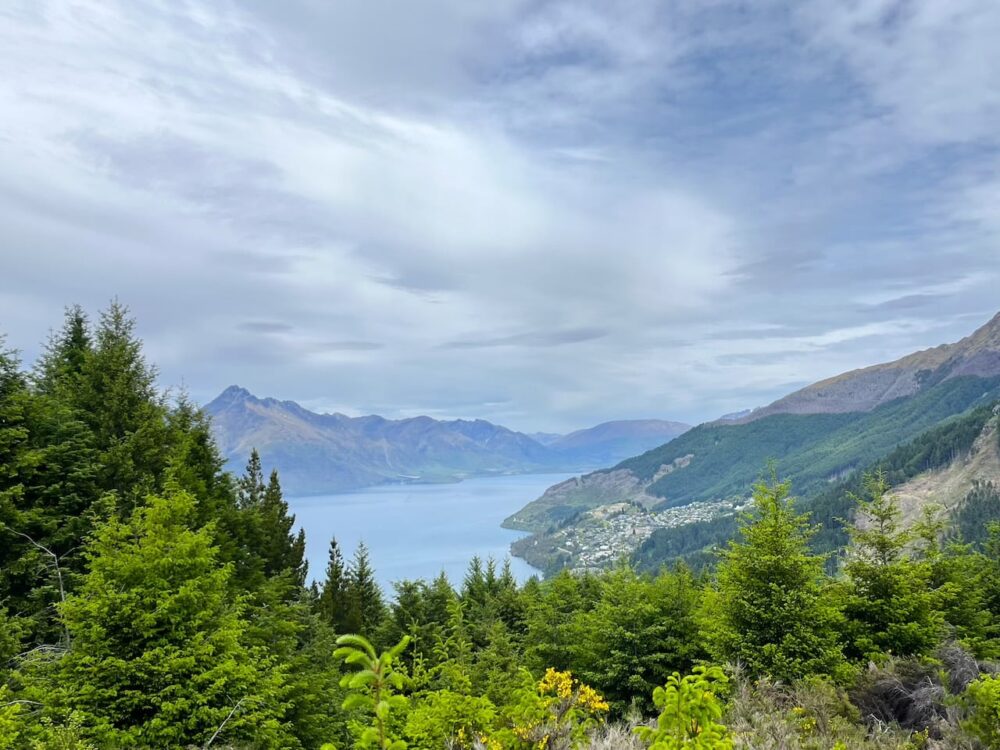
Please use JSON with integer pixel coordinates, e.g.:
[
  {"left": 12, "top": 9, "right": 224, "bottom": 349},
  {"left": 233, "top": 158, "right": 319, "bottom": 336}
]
[
  {"left": 961, "top": 674, "right": 1000, "bottom": 748},
  {"left": 499, "top": 668, "right": 610, "bottom": 750},
  {"left": 634, "top": 666, "right": 732, "bottom": 749},
  {"left": 333, "top": 634, "right": 410, "bottom": 750}
]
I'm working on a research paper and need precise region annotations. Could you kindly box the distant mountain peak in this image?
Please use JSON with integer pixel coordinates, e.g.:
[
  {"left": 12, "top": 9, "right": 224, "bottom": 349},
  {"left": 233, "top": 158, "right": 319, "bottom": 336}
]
[
  {"left": 202, "top": 387, "right": 690, "bottom": 495},
  {"left": 212, "top": 384, "right": 254, "bottom": 404}
]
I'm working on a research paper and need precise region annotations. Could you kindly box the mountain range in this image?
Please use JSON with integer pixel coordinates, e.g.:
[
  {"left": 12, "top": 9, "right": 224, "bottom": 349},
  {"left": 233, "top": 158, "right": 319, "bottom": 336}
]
[
  {"left": 203, "top": 386, "right": 689, "bottom": 495},
  {"left": 506, "top": 311, "right": 1000, "bottom": 534}
]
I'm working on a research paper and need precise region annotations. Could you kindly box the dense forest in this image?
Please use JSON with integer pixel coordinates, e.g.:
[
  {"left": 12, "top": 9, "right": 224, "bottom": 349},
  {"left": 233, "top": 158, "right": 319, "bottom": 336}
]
[{"left": 2, "top": 304, "right": 1000, "bottom": 749}]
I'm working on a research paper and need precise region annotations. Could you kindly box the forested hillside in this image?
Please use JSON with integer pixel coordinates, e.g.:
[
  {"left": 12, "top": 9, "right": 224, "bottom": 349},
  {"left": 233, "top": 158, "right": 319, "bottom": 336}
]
[
  {"left": 3, "top": 304, "right": 1000, "bottom": 749},
  {"left": 511, "top": 313, "right": 1000, "bottom": 546},
  {"left": 634, "top": 401, "right": 1000, "bottom": 572}
]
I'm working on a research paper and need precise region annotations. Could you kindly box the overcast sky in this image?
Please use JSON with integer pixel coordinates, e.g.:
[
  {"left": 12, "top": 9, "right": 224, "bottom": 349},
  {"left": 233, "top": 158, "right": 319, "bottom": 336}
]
[{"left": 1, "top": 1, "right": 998, "bottom": 432}]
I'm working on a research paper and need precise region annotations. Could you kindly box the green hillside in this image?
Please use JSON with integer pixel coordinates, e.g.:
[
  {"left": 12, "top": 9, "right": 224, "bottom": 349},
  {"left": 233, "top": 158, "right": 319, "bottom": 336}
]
[
  {"left": 623, "top": 375, "right": 1000, "bottom": 508},
  {"left": 634, "top": 398, "right": 1000, "bottom": 571}
]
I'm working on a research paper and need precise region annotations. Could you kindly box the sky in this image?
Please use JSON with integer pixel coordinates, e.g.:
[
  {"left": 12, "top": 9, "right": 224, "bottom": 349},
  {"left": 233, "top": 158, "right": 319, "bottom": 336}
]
[{"left": 1, "top": 0, "right": 998, "bottom": 433}]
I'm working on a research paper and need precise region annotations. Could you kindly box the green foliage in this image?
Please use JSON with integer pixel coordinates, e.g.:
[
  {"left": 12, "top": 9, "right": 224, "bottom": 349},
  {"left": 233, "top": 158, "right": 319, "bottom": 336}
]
[
  {"left": 405, "top": 689, "right": 498, "bottom": 749},
  {"left": 618, "top": 377, "right": 1000, "bottom": 508},
  {"left": 496, "top": 668, "right": 609, "bottom": 750},
  {"left": 569, "top": 565, "right": 706, "bottom": 714},
  {"left": 954, "top": 480, "right": 1000, "bottom": 548},
  {"left": 961, "top": 673, "right": 1000, "bottom": 748},
  {"left": 981, "top": 524, "right": 1000, "bottom": 651},
  {"left": 4, "top": 304, "right": 1000, "bottom": 747},
  {"left": 45, "top": 489, "right": 291, "bottom": 747},
  {"left": 0, "top": 686, "right": 26, "bottom": 750},
  {"left": 348, "top": 542, "right": 386, "bottom": 638},
  {"left": 710, "top": 473, "right": 846, "bottom": 682},
  {"left": 842, "top": 472, "right": 940, "bottom": 660},
  {"left": 319, "top": 536, "right": 353, "bottom": 634},
  {"left": 334, "top": 634, "right": 410, "bottom": 750},
  {"left": 634, "top": 666, "right": 732, "bottom": 750}
]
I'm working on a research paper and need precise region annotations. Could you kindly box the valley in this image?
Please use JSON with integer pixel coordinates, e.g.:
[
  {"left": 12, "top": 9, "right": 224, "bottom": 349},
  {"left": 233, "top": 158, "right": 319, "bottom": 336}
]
[{"left": 507, "top": 312, "right": 1000, "bottom": 574}]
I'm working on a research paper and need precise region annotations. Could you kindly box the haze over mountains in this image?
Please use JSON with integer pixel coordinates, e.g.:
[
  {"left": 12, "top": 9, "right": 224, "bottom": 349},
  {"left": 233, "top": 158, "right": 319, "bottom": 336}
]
[
  {"left": 204, "top": 386, "right": 689, "bottom": 495},
  {"left": 508, "top": 310, "right": 1000, "bottom": 534}
]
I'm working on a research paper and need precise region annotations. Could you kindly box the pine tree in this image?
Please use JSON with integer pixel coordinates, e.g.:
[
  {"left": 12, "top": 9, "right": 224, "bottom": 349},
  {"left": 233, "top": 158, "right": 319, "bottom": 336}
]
[
  {"left": 33, "top": 305, "right": 91, "bottom": 396},
  {"left": 842, "top": 470, "right": 940, "bottom": 660},
  {"left": 0, "top": 342, "right": 33, "bottom": 615},
  {"left": 256, "top": 469, "right": 307, "bottom": 584},
  {"left": 981, "top": 523, "right": 1000, "bottom": 653},
  {"left": 318, "top": 537, "right": 351, "bottom": 633},
  {"left": 347, "top": 541, "right": 385, "bottom": 637},
  {"left": 0, "top": 340, "right": 28, "bottom": 501},
  {"left": 239, "top": 448, "right": 266, "bottom": 509},
  {"left": 45, "top": 489, "right": 292, "bottom": 747},
  {"left": 76, "top": 301, "right": 168, "bottom": 505},
  {"left": 709, "top": 471, "right": 845, "bottom": 681},
  {"left": 912, "top": 506, "right": 993, "bottom": 656}
]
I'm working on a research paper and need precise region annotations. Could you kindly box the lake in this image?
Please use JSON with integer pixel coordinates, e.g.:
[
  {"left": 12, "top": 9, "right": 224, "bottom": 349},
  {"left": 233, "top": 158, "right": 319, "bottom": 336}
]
[{"left": 288, "top": 472, "right": 576, "bottom": 593}]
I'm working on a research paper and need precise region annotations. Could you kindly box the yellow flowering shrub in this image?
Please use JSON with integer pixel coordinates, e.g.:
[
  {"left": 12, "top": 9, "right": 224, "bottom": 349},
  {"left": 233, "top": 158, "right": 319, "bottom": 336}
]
[{"left": 496, "top": 668, "right": 609, "bottom": 750}]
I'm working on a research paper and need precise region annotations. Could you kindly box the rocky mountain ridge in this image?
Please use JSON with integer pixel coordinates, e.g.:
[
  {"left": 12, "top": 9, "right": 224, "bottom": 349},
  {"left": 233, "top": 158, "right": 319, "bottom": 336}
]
[{"left": 204, "top": 386, "right": 688, "bottom": 495}]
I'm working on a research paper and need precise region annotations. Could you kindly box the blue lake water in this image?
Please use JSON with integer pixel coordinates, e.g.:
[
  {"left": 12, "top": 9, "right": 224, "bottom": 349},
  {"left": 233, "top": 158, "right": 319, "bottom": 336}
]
[{"left": 288, "top": 472, "right": 576, "bottom": 593}]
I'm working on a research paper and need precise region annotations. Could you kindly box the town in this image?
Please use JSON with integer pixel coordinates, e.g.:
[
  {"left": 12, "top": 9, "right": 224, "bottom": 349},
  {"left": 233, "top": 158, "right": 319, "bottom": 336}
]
[{"left": 511, "top": 496, "right": 750, "bottom": 573}]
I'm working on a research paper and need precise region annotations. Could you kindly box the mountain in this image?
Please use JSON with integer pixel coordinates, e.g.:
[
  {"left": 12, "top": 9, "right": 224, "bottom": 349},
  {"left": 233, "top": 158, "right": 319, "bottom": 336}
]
[
  {"left": 545, "top": 419, "right": 690, "bottom": 467},
  {"left": 507, "top": 311, "right": 1000, "bottom": 533},
  {"left": 204, "top": 386, "right": 689, "bottom": 495},
  {"left": 631, "top": 401, "right": 1000, "bottom": 573},
  {"left": 205, "top": 386, "right": 554, "bottom": 494},
  {"left": 528, "top": 432, "right": 564, "bottom": 446},
  {"left": 739, "top": 311, "right": 1000, "bottom": 421}
]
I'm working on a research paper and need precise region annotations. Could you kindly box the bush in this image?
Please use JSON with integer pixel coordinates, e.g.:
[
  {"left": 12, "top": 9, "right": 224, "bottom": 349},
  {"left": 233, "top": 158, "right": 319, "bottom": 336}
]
[
  {"left": 961, "top": 674, "right": 1000, "bottom": 748},
  {"left": 634, "top": 666, "right": 732, "bottom": 749}
]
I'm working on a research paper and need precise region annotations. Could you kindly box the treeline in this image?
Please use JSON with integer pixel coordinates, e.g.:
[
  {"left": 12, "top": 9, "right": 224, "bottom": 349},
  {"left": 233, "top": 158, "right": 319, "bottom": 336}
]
[{"left": 2, "top": 305, "right": 1000, "bottom": 749}]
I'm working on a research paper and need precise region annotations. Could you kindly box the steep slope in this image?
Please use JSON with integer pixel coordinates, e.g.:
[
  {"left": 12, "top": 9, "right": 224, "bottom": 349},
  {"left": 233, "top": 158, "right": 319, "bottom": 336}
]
[
  {"left": 205, "top": 386, "right": 557, "bottom": 494},
  {"left": 632, "top": 402, "right": 1000, "bottom": 572},
  {"left": 507, "top": 377, "right": 1000, "bottom": 531},
  {"left": 742, "top": 311, "right": 1000, "bottom": 420},
  {"left": 546, "top": 419, "right": 690, "bottom": 467},
  {"left": 509, "top": 311, "right": 1000, "bottom": 533},
  {"left": 889, "top": 412, "right": 1000, "bottom": 527}
]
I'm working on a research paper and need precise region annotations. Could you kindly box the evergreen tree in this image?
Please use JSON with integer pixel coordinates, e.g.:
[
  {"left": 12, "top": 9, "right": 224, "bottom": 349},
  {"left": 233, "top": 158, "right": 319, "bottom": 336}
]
[
  {"left": 45, "top": 489, "right": 291, "bottom": 747},
  {"left": 0, "top": 606, "right": 20, "bottom": 683},
  {"left": 0, "top": 339, "right": 30, "bottom": 552},
  {"left": 913, "top": 507, "right": 994, "bottom": 657},
  {"left": 33, "top": 305, "right": 91, "bottom": 396},
  {"left": 76, "top": 301, "right": 169, "bottom": 505},
  {"left": 239, "top": 448, "right": 266, "bottom": 509},
  {"left": 318, "top": 537, "right": 351, "bottom": 633},
  {"left": 971, "top": 523, "right": 1000, "bottom": 656},
  {"left": 259, "top": 469, "right": 307, "bottom": 584},
  {"left": 347, "top": 542, "right": 385, "bottom": 637},
  {"left": 575, "top": 565, "right": 705, "bottom": 714},
  {"left": 709, "top": 471, "right": 845, "bottom": 681},
  {"left": 842, "top": 471, "right": 940, "bottom": 660}
]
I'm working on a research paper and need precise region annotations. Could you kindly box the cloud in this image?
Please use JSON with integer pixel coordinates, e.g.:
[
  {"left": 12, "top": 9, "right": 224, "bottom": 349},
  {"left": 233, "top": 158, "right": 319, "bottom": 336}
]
[
  {"left": 442, "top": 327, "right": 608, "bottom": 349},
  {"left": 238, "top": 321, "right": 294, "bottom": 334},
  {"left": 0, "top": 0, "right": 997, "bottom": 431}
]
